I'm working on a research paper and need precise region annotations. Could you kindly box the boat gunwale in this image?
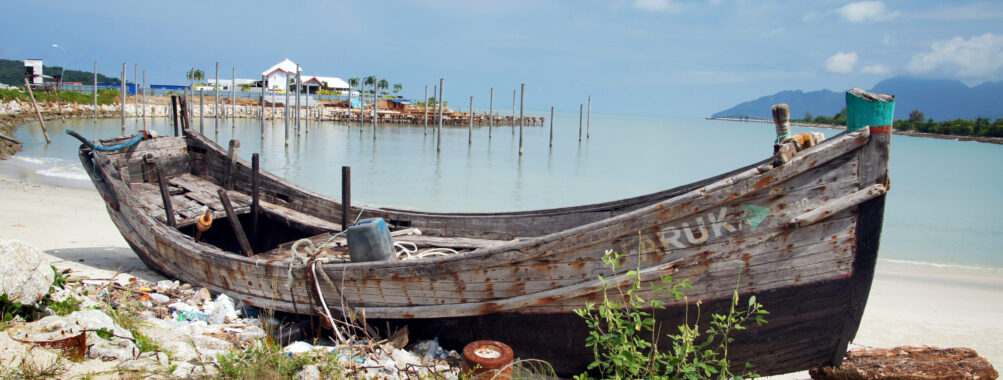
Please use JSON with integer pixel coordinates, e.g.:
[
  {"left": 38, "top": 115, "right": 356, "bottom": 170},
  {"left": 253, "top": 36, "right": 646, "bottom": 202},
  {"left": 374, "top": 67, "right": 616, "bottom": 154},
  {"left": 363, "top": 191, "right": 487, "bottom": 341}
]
[{"left": 89, "top": 127, "right": 871, "bottom": 275}]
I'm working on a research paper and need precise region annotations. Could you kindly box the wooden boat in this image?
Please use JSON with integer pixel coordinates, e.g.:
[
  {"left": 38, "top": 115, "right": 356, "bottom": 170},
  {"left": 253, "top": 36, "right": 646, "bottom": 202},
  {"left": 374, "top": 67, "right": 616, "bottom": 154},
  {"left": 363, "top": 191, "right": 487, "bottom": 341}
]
[{"left": 76, "top": 89, "right": 894, "bottom": 376}]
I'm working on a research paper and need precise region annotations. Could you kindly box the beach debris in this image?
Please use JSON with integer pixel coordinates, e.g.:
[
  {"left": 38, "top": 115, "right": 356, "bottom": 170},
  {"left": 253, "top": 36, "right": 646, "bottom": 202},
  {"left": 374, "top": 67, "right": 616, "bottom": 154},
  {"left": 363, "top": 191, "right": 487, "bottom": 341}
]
[
  {"left": 0, "top": 238, "right": 55, "bottom": 304},
  {"left": 810, "top": 346, "right": 999, "bottom": 380}
]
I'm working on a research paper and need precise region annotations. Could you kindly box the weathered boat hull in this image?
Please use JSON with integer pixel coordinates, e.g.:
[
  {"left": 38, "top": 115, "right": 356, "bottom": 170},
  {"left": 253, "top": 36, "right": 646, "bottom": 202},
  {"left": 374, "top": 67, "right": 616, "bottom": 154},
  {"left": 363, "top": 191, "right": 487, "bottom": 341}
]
[{"left": 78, "top": 91, "right": 891, "bottom": 376}]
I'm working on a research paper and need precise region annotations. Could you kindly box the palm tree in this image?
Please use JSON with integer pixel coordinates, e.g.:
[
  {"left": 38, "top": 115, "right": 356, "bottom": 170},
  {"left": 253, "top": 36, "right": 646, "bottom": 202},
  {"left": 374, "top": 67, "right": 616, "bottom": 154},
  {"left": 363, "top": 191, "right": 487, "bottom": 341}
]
[
  {"left": 364, "top": 75, "right": 377, "bottom": 107},
  {"left": 392, "top": 83, "right": 402, "bottom": 94},
  {"left": 378, "top": 79, "right": 389, "bottom": 97}
]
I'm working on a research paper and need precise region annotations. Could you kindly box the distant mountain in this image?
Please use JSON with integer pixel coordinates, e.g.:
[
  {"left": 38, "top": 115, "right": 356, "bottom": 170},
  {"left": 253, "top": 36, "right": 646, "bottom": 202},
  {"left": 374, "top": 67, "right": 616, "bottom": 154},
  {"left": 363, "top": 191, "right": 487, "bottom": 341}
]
[{"left": 713, "top": 76, "right": 1003, "bottom": 121}]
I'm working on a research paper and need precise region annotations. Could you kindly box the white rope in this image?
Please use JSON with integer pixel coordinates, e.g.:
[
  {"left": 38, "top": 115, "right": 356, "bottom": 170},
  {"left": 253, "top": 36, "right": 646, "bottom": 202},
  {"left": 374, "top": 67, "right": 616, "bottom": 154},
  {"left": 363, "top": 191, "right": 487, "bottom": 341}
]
[
  {"left": 312, "top": 260, "right": 347, "bottom": 343},
  {"left": 394, "top": 241, "right": 459, "bottom": 260}
]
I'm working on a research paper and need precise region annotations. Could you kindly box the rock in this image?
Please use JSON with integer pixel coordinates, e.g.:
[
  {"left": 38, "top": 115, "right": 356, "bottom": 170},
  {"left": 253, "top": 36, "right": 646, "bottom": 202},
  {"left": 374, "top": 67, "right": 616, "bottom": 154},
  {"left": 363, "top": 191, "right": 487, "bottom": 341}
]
[
  {"left": 295, "top": 364, "right": 321, "bottom": 380},
  {"left": 0, "top": 239, "right": 55, "bottom": 304},
  {"left": 65, "top": 309, "right": 137, "bottom": 361},
  {"left": 116, "top": 352, "right": 169, "bottom": 373},
  {"left": 810, "top": 346, "right": 999, "bottom": 380}
]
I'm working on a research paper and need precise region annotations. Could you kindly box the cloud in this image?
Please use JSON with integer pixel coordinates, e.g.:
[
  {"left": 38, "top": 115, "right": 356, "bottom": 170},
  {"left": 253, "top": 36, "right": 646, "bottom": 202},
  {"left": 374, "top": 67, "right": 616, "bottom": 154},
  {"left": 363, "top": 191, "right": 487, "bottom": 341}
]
[
  {"left": 836, "top": 1, "right": 900, "bottom": 23},
  {"left": 860, "top": 64, "right": 891, "bottom": 75},
  {"left": 826, "top": 52, "right": 859, "bottom": 73},
  {"left": 906, "top": 33, "right": 1003, "bottom": 78},
  {"left": 913, "top": 2, "right": 1003, "bottom": 20},
  {"left": 632, "top": 0, "right": 681, "bottom": 12}
]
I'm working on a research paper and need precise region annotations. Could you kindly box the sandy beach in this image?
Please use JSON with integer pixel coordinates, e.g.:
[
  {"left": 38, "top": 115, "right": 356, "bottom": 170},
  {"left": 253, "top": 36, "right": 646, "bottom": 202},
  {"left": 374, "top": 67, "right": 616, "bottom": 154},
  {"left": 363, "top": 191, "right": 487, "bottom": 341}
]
[{"left": 1, "top": 171, "right": 1001, "bottom": 376}]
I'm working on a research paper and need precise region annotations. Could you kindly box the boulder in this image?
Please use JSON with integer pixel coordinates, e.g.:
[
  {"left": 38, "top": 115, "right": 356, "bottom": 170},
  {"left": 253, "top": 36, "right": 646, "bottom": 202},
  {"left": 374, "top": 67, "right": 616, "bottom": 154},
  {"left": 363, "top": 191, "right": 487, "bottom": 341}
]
[{"left": 0, "top": 239, "right": 55, "bottom": 304}]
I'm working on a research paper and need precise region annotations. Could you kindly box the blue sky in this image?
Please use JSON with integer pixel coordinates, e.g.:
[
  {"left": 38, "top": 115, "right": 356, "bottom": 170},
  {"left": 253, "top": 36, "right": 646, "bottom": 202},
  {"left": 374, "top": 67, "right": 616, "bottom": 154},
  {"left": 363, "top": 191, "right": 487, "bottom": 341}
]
[{"left": 2, "top": 0, "right": 1001, "bottom": 117}]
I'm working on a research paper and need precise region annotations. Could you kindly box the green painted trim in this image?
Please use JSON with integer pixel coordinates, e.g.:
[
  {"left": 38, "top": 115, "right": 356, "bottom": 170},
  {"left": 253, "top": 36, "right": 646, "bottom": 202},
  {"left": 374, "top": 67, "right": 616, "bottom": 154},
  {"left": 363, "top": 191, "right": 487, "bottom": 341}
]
[{"left": 846, "top": 91, "right": 895, "bottom": 132}]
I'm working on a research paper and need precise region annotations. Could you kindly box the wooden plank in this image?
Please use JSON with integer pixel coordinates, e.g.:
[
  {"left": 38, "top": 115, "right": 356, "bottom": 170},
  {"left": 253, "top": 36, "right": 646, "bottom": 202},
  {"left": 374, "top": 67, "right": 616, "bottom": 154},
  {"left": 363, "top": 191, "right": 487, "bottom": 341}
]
[{"left": 217, "top": 189, "right": 253, "bottom": 256}]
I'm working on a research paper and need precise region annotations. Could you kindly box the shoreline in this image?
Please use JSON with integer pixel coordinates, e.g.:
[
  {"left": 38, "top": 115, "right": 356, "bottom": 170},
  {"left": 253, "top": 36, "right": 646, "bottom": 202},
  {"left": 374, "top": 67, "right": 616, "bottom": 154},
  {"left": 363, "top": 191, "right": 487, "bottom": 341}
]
[
  {"left": 706, "top": 117, "right": 1003, "bottom": 145},
  {"left": 0, "top": 170, "right": 1000, "bottom": 375}
]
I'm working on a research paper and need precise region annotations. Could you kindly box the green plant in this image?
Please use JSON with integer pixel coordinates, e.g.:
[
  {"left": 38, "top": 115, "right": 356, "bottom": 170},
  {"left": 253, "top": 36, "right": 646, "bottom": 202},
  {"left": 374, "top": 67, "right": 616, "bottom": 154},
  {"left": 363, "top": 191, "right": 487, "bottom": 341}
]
[
  {"left": 574, "top": 247, "right": 768, "bottom": 380},
  {"left": 0, "top": 356, "right": 66, "bottom": 380},
  {"left": 215, "top": 341, "right": 343, "bottom": 379}
]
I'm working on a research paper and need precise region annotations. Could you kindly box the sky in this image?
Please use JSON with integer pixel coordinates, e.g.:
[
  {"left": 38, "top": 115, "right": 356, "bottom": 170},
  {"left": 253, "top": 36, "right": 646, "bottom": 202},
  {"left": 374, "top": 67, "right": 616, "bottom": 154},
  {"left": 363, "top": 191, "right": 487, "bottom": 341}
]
[{"left": 2, "top": 0, "right": 1002, "bottom": 118}]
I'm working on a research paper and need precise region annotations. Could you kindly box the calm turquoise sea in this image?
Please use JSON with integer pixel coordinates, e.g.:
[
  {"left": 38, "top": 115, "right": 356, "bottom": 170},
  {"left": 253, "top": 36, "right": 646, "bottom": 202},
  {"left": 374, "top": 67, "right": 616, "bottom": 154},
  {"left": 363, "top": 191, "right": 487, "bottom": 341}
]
[{"left": 5, "top": 112, "right": 1002, "bottom": 269}]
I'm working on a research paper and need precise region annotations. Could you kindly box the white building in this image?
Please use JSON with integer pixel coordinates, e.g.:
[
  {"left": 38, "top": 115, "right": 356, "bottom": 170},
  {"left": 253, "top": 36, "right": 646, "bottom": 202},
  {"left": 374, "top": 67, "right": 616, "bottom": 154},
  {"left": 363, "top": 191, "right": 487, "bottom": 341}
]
[
  {"left": 262, "top": 58, "right": 300, "bottom": 92},
  {"left": 301, "top": 76, "right": 351, "bottom": 94},
  {"left": 206, "top": 78, "right": 257, "bottom": 91},
  {"left": 24, "top": 59, "right": 44, "bottom": 85}
]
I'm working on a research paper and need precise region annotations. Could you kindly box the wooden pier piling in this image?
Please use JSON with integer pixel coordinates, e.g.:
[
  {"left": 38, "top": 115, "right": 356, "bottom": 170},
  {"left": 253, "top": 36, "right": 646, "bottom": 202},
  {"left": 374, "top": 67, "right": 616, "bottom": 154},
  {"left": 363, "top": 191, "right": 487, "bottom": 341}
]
[
  {"left": 92, "top": 61, "right": 97, "bottom": 119},
  {"left": 489, "top": 87, "right": 494, "bottom": 138},
  {"left": 120, "top": 63, "right": 126, "bottom": 131},
  {"left": 578, "top": 104, "right": 583, "bottom": 142},
  {"left": 469, "top": 95, "right": 474, "bottom": 144},
  {"left": 549, "top": 106, "right": 554, "bottom": 147},
  {"left": 199, "top": 90, "right": 204, "bottom": 133},
  {"left": 23, "top": 78, "right": 50, "bottom": 143},
  {"left": 437, "top": 78, "right": 444, "bottom": 152},
  {"left": 587, "top": 95, "right": 591, "bottom": 139},
  {"left": 519, "top": 83, "right": 525, "bottom": 155},
  {"left": 215, "top": 62, "right": 219, "bottom": 132},
  {"left": 423, "top": 85, "right": 428, "bottom": 135}
]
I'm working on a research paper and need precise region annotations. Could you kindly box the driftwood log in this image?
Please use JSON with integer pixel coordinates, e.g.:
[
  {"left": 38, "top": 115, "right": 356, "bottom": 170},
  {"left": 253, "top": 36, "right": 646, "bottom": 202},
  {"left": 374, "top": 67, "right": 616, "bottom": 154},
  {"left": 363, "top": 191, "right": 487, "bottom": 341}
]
[{"left": 810, "top": 346, "right": 998, "bottom": 380}]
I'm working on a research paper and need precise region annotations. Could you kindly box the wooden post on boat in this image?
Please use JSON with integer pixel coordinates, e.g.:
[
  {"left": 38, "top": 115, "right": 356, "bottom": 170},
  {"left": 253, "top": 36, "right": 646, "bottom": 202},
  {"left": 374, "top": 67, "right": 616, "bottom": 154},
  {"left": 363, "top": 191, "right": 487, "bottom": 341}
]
[
  {"left": 92, "top": 61, "right": 98, "bottom": 119},
  {"left": 832, "top": 87, "right": 895, "bottom": 365},
  {"left": 181, "top": 96, "right": 191, "bottom": 131},
  {"left": 341, "top": 166, "right": 351, "bottom": 232},
  {"left": 120, "top": 63, "right": 126, "bottom": 131},
  {"left": 437, "top": 78, "right": 444, "bottom": 152},
  {"left": 214, "top": 61, "right": 219, "bottom": 132},
  {"left": 251, "top": 153, "right": 260, "bottom": 243},
  {"left": 225, "top": 140, "right": 240, "bottom": 190},
  {"left": 170, "top": 95, "right": 179, "bottom": 137},
  {"left": 519, "top": 83, "right": 525, "bottom": 155},
  {"left": 22, "top": 78, "right": 50, "bottom": 144},
  {"left": 154, "top": 162, "right": 176, "bottom": 228},
  {"left": 586, "top": 95, "right": 592, "bottom": 139},
  {"left": 468, "top": 95, "right": 473, "bottom": 144},
  {"left": 847, "top": 88, "right": 894, "bottom": 187},
  {"left": 489, "top": 87, "right": 494, "bottom": 138},
  {"left": 578, "top": 104, "right": 583, "bottom": 142},
  {"left": 549, "top": 106, "right": 555, "bottom": 147},
  {"left": 771, "top": 103, "right": 793, "bottom": 164},
  {"left": 423, "top": 85, "right": 428, "bottom": 135},
  {"left": 217, "top": 189, "right": 253, "bottom": 256}
]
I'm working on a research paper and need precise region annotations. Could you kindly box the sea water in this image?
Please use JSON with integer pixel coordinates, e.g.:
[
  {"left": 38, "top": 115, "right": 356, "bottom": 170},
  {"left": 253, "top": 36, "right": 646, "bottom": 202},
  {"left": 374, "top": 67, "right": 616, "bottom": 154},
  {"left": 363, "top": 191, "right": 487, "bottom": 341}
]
[{"left": 4, "top": 113, "right": 1002, "bottom": 269}]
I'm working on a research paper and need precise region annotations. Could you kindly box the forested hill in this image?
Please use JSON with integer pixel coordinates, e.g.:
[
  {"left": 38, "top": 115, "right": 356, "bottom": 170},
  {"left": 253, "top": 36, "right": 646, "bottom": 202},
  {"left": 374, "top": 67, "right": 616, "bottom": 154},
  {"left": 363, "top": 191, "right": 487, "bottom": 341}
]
[
  {"left": 0, "top": 58, "right": 121, "bottom": 87},
  {"left": 712, "top": 76, "right": 1003, "bottom": 122}
]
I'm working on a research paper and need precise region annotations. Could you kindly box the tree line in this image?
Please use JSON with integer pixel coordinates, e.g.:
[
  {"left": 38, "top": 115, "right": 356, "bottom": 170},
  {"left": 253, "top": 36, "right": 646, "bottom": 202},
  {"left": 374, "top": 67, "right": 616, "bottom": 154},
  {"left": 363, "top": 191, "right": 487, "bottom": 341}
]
[
  {"left": 798, "top": 109, "right": 1003, "bottom": 138},
  {"left": 0, "top": 59, "right": 121, "bottom": 86}
]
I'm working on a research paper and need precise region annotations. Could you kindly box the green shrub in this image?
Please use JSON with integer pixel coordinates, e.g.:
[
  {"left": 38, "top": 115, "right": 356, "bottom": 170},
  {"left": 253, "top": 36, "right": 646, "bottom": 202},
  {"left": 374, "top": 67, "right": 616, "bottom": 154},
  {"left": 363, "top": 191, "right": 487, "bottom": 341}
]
[{"left": 574, "top": 247, "right": 768, "bottom": 380}]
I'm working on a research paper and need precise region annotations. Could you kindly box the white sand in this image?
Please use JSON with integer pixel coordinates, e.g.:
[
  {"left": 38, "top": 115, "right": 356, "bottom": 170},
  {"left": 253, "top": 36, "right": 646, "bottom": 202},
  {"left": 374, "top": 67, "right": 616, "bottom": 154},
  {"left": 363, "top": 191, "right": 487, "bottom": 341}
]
[{"left": 0, "top": 172, "right": 1000, "bottom": 376}]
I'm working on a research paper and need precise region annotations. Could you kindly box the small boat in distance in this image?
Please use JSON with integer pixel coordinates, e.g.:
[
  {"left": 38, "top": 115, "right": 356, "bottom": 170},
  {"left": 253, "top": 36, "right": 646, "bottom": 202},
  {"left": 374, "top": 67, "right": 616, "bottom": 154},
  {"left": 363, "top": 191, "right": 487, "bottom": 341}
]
[{"left": 74, "top": 89, "right": 894, "bottom": 376}]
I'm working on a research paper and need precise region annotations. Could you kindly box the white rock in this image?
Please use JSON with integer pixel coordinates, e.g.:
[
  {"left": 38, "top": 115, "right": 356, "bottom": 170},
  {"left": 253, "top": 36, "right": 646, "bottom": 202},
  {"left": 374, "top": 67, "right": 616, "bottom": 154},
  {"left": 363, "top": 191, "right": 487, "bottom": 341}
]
[
  {"left": 295, "top": 364, "right": 321, "bottom": 380},
  {"left": 0, "top": 239, "right": 55, "bottom": 304}
]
